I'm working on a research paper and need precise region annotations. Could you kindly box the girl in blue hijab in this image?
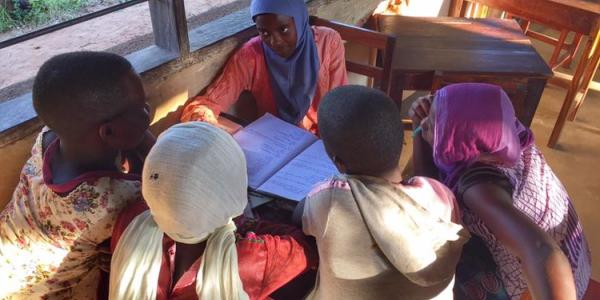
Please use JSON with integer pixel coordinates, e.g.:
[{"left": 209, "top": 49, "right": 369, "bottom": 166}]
[
  {"left": 250, "top": 0, "right": 320, "bottom": 124},
  {"left": 181, "top": 0, "right": 347, "bottom": 132}
]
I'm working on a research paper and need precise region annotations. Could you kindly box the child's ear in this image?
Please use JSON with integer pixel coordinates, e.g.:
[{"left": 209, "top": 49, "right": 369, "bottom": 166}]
[
  {"left": 98, "top": 118, "right": 148, "bottom": 151},
  {"left": 98, "top": 122, "right": 126, "bottom": 150},
  {"left": 98, "top": 123, "right": 115, "bottom": 142}
]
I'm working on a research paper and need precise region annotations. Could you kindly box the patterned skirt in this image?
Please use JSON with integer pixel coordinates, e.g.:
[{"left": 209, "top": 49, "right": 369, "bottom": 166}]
[{"left": 454, "top": 236, "right": 512, "bottom": 300}]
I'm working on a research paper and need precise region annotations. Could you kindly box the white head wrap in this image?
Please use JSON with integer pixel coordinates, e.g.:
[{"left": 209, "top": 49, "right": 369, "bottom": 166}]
[{"left": 109, "top": 122, "right": 249, "bottom": 300}]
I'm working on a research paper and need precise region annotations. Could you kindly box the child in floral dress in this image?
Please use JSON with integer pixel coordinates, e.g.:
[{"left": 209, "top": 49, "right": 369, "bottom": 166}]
[{"left": 0, "top": 52, "right": 153, "bottom": 299}]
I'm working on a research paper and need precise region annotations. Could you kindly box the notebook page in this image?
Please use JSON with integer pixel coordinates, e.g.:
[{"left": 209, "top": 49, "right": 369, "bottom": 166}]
[
  {"left": 257, "top": 140, "right": 340, "bottom": 201},
  {"left": 233, "top": 113, "right": 317, "bottom": 189}
]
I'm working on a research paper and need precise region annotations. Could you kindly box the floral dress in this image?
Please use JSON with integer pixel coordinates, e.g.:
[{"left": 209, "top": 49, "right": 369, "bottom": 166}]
[{"left": 0, "top": 128, "right": 142, "bottom": 299}]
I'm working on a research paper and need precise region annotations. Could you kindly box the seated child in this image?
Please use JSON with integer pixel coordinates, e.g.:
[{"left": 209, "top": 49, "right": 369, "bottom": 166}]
[
  {"left": 109, "top": 122, "right": 316, "bottom": 300},
  {"left": 0, "top": 52, "right": 152, "bottom": 298},
  {"left": 409, "top": 83, "right": 591, "bottom": 299},
  {"left": 181, "top": 0, "right": 347, "bottom": 134},
  {"left": 299, "top": 85, "right": 469, "bottom": 299}
]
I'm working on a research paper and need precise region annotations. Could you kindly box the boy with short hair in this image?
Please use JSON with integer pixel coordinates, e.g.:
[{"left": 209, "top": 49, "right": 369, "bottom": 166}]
[
  {"left": 0, "top": 51, "right": 152, "bottom": 299},
  {"left": 301, "top": 85, "right": 469, "bottom": 299}
]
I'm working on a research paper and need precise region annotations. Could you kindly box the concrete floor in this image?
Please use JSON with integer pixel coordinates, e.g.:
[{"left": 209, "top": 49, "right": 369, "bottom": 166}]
[
  {"left": 516, "top": 34, "right": 600, "bottom": 280},
  {"left": 530, "top": 80, "right": 600, "bottom": 281}
]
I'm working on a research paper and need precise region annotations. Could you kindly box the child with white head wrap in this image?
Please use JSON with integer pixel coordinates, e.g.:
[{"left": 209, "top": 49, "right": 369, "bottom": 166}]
[{"left": 109, "top": 122, "right": 249, "bottom": 300}]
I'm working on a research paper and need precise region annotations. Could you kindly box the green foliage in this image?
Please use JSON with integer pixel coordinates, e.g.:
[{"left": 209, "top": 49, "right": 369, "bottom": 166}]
[
  {"left": 1, "top": 0, "right": 92, "bottom": 33},
  {"left": 0, "top": 6, "right": 15, "bottom": 32},
  {"left": 15, "top": 0, "right": 87, "bottom": 24}
]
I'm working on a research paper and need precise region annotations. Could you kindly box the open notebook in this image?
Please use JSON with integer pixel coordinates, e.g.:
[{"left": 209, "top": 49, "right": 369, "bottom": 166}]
[{"left": 233, "top": 113, "right": 339, "bottom": 201}]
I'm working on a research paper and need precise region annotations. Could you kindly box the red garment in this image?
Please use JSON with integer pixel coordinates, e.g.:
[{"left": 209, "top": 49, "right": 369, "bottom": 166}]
[
  {"left": 180, "top": 26, "right": 348, "bottom": 134},
  {"left": 110, "top": 201, "right": 316, "bottom": 300}
]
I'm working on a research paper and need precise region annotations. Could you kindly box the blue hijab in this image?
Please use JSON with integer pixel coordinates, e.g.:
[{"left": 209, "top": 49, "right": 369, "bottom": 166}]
[{"left": 251, "top": 0, "right": 320, "bottom": 124}]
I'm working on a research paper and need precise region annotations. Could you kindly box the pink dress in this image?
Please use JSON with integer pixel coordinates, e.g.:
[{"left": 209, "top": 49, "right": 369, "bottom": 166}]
[
  {"left": 180, "top": 26, "right": 348, "bottom": 134},
  {"left": 0, "top": 128, "right": 142, "bottom": 299}
]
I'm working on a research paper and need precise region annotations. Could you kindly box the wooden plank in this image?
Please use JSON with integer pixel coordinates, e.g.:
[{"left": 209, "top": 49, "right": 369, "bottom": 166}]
[
  {"left": 346, "top": 61, "right": 383, "bottom": 80},
  {"left": 548, "top": 31, "right": 598, "bottom": 147},
  {"left": 378, "top": 17, "right": 527, "bottom": 43},
  {"left": 188, "top": 8, "right": 253, "bottom": 51},
  {"left": 378, "top": 17, "right": 552, "bottom": 76},
  {"left": 456, "top": 0, "right": 599, "bottom": 35},
  {"left": 390, "top": 70, "right": 434, "bottom": 91},
  {"left": 173, "top": 0, "right": 189, "bottom": 57},
  {"left": 149, "top": 0, "right": 177, "bottom": 52},
  {"left": 0, "top": 93, "right": 43, "bottom": 147},
  {"left": 549, "top": 30, "right": 569, "bottom": 67},
  {"left": 310, "top": 15, "right": 395, "bottom": 94},
  {"left": 450, "top": 0, "right": 463, "bottom": 17},
  {"left": 394, "top": 38, "right": 533, "bottom": 51},
  {"left": 550, "top": 0, "right": 600, "bottom": 14},
  {"left": 526, "top": 30, "right": 560, "bottom": 46},
  {"left": 393, "top": 48, "right": 550, "bottom": 75},
  {"left": 148, "top": 0, "right": 189, "bottom": 56},
  {"left": 0, "top": 93, "right": 36, "bottom": 134},
  {"left": 310, "top": 16, "right": 390, "bottom": 49}
]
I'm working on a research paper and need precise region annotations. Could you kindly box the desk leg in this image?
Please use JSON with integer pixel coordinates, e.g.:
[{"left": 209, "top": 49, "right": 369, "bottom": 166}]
[
  {"left": 568, "top": 38, "right": 600, "bottom": 121},
  {"left": 549, "top": 34, "right": 599, "bottom": 147},
  {"left": 449, "top": 0, "right": 465, "bottom": 17},
  {"left": 389, "top": 81, "right": 404, "bottom": 112},
  {"left": 548, "top": 83, "right": 576, "bottom": 148},
  {"left": 522, "top": 78, "right": 547, "bottom": 128}
]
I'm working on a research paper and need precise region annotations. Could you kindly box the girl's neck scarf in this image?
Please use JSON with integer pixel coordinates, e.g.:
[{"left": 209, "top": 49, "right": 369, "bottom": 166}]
[{"left": 251, "top": 0, "right": 320, "bottom": 125}]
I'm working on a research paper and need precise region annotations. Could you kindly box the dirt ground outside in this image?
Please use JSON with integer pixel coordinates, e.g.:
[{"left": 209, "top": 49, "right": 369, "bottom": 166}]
[{"left": 0, "top": 0, "right": 250, "bottom": 102}]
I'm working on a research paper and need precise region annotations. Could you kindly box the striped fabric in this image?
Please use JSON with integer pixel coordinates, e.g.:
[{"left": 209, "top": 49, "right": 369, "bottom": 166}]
[{"left": 457, "top": 145, "right": 591, "bottom": 299}]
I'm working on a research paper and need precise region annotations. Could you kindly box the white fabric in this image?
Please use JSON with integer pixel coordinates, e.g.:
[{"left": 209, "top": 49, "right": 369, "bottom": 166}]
[
  {"left": 109, "top": 210, "right": 163, "bottom": 300},
  {"left": 143, "top": 122, "right": 248, "bottom": 244},
  {"left": 303, "top": 176, "right": 469, "bottom": 299},
  {"left": 195, "top": 221, "right": 247, "bottom": 300},
  {"left": 109, "top": 122, "right": 249, "bottom": 300},
  {"left": 346, "top": 175, "right": 467, "bottom": 286}
]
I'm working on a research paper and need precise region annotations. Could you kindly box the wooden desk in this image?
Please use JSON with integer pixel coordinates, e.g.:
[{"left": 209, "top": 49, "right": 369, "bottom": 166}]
[
  {"left": 448, "top": 0, "right": 600, "bottom": 147},
  {"left": 377, "top": 16, "right": 553, "bottom": 126}
]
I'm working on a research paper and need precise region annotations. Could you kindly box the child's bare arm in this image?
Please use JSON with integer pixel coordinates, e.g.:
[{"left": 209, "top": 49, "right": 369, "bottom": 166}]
[
  {"left": 463, "top": 183, "right": 576, "bottom": 300},
  {"left": 180, "top": 46, "right": 254, "bottom": 123},
  {"left": 412, "top": 133, "right": 438, "bottom": 178},
  {"left": 408, "top": 96, "right": 438, "bottom": 178}
]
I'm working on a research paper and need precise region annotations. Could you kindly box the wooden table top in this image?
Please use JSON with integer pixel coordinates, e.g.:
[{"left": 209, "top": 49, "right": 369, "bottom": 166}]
[
  {"left": 547, "top": 0, "right": 600, "bottom": 15},
  {"left": 377, "top": 16, "right": 553, "bottom": 77}
]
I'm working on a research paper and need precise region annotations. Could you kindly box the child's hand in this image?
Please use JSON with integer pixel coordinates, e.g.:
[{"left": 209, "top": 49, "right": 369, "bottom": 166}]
[
  {"left": 408, "top": 95, "right": 433, "bottom": 129},
  {"left": 190, "top": 106, "right": 219, "bottom": 125}
]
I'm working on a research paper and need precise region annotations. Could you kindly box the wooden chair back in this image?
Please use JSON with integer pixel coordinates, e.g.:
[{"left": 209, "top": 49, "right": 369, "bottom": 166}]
[{"left": 309, "top": 16, "right": 396, "bottom": 94}]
